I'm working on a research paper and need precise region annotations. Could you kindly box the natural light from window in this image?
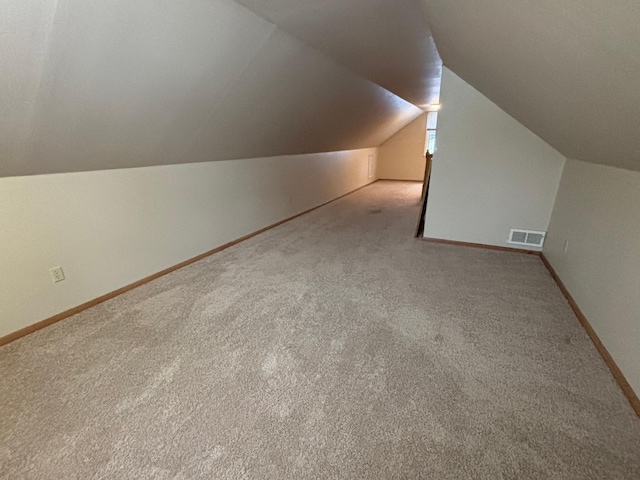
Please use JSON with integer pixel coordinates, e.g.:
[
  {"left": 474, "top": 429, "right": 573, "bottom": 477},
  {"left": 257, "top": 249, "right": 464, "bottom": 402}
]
[{"left": 425, "top": 111, "right": 438, "bottom": 154}]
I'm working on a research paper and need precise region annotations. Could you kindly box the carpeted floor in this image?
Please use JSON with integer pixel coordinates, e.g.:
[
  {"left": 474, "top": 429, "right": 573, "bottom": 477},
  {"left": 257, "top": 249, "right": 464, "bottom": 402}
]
[{"left": 1, "top": 181, "right": 639, "bottom": 479}]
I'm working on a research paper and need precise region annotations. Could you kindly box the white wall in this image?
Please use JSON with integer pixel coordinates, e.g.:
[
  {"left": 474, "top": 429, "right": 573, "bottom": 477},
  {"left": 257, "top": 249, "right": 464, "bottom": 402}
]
[
  {"left": 545, "top": 158, "right": 640, "bottom": 394},
  {"left": 377, "top": 114, "right": 427, "bottom": 181},
  {"left": 0, "top": 148, "right": 377, "bottom": 338},
  {"left": 424, "top": 68, "right": 565, "bottom": 249}
]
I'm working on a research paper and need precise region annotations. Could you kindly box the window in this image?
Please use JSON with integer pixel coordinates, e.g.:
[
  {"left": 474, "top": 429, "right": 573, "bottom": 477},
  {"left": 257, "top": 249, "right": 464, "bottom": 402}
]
[{"left": 425, "top": 111, "right": 438, "bottom": 154}]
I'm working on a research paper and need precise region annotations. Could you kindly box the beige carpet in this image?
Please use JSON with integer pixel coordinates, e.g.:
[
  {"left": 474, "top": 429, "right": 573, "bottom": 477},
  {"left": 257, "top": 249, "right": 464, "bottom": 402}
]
[{"left": 1, "top": 181, "right": 639, "bottom": 479}]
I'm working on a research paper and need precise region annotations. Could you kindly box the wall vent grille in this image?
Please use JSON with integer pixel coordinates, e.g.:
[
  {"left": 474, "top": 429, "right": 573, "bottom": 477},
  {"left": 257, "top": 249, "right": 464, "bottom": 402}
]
[{"left": 508, "top": 229, "right": 546, "bottom": 247}]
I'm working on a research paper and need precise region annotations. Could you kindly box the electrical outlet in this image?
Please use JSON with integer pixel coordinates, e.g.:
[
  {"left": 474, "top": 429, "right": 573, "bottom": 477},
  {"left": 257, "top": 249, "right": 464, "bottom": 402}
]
[{"left": 49, "top": 266, "right": 65, "bottom": 283}]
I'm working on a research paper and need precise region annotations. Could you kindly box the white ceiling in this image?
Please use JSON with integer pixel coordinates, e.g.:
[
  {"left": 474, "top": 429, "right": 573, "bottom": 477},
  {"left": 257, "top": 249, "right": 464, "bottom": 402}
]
[
  {"left": 225, "top": 0, "right": 640, "bottom": 171},
  {"left": 235, "top": 0, "right": 443, "bottom": 108},
  {"left": 5, "top": 0, "right": 634, "bottom": 176},
  {"left": 421, "top": 0, "right": 640, "bottom": 171},
  {"left": 0, "top": 0, "right": 424, "bottom": 177}
]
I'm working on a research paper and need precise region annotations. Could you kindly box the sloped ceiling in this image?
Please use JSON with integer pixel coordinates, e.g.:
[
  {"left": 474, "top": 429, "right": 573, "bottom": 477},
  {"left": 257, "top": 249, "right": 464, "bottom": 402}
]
[
  {"left": 6, "top": 0, "right": 636, "bottom": 176},
  {"left": 421, "top": 0, "right": 640, "bottom": 171},
  {"left": 0, "top": 0, "right": 427, "bottom": 177},
  {"left": 235, "top": 0, "right": 442, "bottom": 108}
]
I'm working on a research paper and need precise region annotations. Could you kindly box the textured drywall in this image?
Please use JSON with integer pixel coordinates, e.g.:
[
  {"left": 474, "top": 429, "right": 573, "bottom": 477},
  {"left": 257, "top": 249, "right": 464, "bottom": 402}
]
[
  {"left": 545, "top": 158, "right": 640, "bottom": 395},
  {"left": 0, "top": 148, "right": 377, "bottom": 338},
  {"left": 421, "top": 0, "right": 640, "bottom": 171},
  {"left": 0, "top": 0, "right": 419, "bottom": 177},
  {"left": 0, "top": 0, "right": 58, "bottom": 168},
  {"left": 377, "top": 114, "right": 427, "bottom": 181},
  {"left": 424, "top": 69, "right": 565, "bottom": 248}
]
